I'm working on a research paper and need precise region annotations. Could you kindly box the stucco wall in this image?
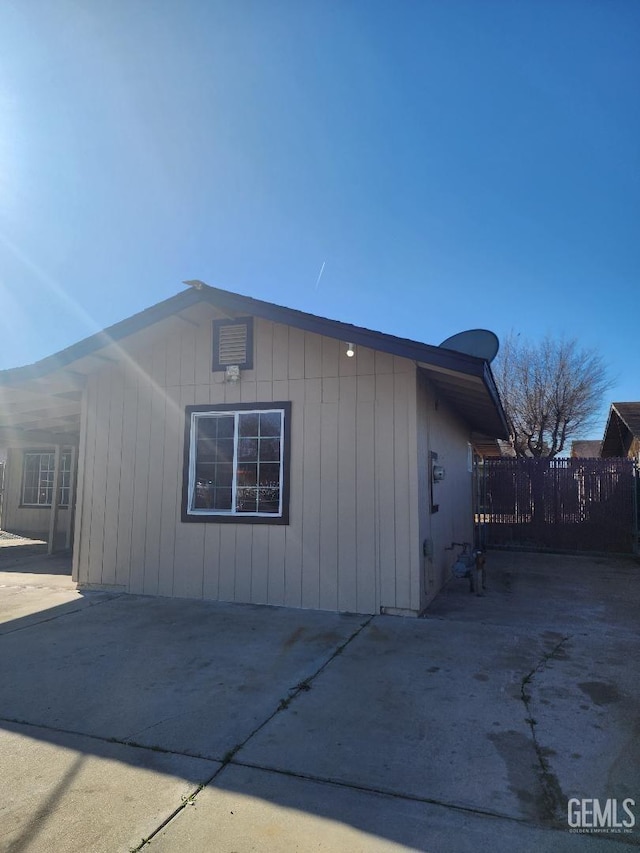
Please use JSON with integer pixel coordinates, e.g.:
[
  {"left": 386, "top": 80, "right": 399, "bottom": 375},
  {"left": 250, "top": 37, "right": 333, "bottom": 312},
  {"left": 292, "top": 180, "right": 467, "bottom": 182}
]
[{"left": 72, "top": 307, "right": 422, "bottom": 614}]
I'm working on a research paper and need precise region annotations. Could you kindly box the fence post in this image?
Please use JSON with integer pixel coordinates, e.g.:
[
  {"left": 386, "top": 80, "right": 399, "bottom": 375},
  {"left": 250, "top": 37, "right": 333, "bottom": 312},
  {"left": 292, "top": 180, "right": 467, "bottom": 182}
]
[{"left": 634, "top": 463, "right": 639, "bottom": 556}]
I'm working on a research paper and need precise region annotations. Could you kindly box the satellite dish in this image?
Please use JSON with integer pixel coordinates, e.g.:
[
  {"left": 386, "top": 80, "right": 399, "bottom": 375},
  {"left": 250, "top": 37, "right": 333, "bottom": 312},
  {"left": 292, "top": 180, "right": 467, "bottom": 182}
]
[{"left": 439, "top": 329, "right": 499, "bottom": 362}]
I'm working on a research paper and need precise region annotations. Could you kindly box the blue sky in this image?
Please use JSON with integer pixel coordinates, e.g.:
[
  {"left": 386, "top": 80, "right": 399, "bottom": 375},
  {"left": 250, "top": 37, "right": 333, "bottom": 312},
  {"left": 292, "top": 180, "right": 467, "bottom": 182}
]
[{"left": 0, "top": 0, "right": 637, "bottom": 438}]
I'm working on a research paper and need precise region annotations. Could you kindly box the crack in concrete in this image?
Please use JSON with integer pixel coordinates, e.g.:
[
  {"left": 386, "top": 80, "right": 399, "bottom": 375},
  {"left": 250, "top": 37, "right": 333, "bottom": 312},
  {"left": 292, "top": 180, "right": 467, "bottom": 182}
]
[
  {"left": 131, "top": 614, "right": 375, "bottom": 850},
  {"left": 520, "top": 635, "right": 571, "bottom": 824}
]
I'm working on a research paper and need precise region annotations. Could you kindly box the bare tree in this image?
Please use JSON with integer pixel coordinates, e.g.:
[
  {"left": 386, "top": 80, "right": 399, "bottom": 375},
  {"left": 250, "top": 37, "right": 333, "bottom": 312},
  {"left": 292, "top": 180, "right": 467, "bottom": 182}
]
[{"left": 493, "top": 333, "right": 611, "bottom": 458}]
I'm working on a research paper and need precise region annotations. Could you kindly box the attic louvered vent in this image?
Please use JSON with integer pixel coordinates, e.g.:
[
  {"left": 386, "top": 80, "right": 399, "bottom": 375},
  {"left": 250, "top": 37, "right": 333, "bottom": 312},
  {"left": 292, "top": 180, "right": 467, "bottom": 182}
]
[{"left": 212, "top": 317, "right": 254, "bottom": 372}]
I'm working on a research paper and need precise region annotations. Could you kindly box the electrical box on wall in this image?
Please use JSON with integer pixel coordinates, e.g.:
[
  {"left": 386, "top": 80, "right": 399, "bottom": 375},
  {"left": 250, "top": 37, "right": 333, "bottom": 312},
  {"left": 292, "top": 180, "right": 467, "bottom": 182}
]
[
  {"left": 432, "top": 464, "right": 446, "bottom": 483},
  {"left": 429, "top": 451, "right": 439, "bottom": 513}
]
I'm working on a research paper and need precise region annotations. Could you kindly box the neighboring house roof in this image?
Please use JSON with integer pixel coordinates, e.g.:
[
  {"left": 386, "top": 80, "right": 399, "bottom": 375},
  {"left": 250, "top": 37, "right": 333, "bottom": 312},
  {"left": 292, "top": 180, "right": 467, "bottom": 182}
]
[
  {"left": 570, "top": 440, "right": 601, "bottom": 458},
  {"left": 600, "top": 403, "right": 640, "bottom": 458},
  {"left": 0, "top": 283, "right": 509, "bottom": 446}
]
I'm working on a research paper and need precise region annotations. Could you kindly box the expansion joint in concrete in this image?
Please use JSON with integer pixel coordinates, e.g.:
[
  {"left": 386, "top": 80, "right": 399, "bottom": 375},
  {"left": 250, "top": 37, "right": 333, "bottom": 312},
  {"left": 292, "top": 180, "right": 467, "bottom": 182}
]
[{"left": 133, "top": 614, "right": 375, "bottom": 850}]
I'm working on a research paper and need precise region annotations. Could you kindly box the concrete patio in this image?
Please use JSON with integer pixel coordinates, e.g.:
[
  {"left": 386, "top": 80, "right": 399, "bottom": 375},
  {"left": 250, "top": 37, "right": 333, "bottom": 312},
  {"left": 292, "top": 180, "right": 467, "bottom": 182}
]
[{"left": 0, "top": 546, "right": 638, "bottom": 852}]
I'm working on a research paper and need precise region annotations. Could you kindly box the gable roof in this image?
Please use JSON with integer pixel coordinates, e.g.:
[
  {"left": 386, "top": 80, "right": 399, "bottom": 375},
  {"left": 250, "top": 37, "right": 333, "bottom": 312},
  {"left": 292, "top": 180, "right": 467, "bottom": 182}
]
[
  {"left": 0, "top": 283, "right": 509, "bottom": 445},
  {"left": 600, "top": 402, "right": 640, "bottom": 457}
]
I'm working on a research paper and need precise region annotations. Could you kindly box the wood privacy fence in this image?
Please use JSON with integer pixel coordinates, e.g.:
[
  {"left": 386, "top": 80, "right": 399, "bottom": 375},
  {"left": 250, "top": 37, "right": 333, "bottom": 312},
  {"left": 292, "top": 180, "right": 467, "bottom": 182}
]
[{"left": 479, "top": 457, "right": 639, "bottom": 554}]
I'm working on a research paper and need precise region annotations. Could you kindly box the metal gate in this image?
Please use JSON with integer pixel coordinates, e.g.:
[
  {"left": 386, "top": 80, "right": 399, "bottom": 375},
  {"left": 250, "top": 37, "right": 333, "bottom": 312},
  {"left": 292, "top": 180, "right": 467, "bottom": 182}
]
[{"left": 479, "top": 457, "right": 639, "bottom": 554}]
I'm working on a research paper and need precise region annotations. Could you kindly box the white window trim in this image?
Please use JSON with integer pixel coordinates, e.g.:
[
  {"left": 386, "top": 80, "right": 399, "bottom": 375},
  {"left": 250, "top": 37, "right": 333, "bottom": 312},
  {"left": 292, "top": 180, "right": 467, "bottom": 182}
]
[
  {"left": 186, "top": 407, "right": 286, "bottom": 518},
  {"left": 21, "top": 450, "right": 72, "bottom": 508}
]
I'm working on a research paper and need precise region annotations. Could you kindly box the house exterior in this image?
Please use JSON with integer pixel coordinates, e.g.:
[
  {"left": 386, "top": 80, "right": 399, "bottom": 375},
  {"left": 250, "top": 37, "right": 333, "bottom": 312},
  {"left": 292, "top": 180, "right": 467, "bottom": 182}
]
[
  {"left": 570, "top": 440, "right": 601, "bottom": 458},
  {"left": 0, "top": 284, "right": 508, "bottom": 615},
  {"left": 600, "top": 403, "right": 640, "bottom": 463}
]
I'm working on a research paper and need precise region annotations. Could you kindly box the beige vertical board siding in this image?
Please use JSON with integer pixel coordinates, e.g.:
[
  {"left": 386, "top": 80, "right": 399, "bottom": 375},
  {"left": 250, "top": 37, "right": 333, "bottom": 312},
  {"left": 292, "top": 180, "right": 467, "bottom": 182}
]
[
  {"left": 157, "top": 384, "right": 182, "bottom": 597},
  {"left": 268, "top": 525, "right": 286, "bottom": 606},
  {"left": 218, "top": 525, "right": 237, "bottom": 602},
  {"left": 322, "top": 336, "right": 340, "bottom": 380},
  {"left": 416, "top": 373, "right": 434, "bottom": 608},
  {"left": 210, "top": 379, "right": 226, "bottom": 405},
  {"left": 71, "top": 385, "right": 88, "bottom": 583},
  {"left": 319, "top": 398, "right": 339, "bottom": 611},
  {"left": 2, "top": 449, "right": 15, "bottom": 529},
  {"left": 301, "top": 377, "right": 321, "bottom": 608},
  {"left": 223, "top": 377, "right": 242, "bottom": 407},
  {"left": 202, "top": 381, "right": 222, "bottom": 600},
  {"left": 233, "top": 523, "right": 253, "bottom": 603},
  {"left": 355, "top": 378, "right": 377, "bottom": 614},
  {"left": 129, "top": 359, "right": 153, "bottom": 595},
  {"left": 194, "top": 313, "right": 213, "bottom": 386},
  {"left": 202, "top": 521, "right": 222, "bottom": 601},
  {"left": 375, "top": 372, "right": 396, "bottom": 608},
  {"left": 114, "top": 383, "right": 139, "bottom": 590},
  {"left": 272, "top": 323, "right": 289, "bottom": 381},
  {"left": 423, "top": 387, "right": 474, "bottom": 602},
  {"left": 406, "top": 375, "right": 421, "bottom": 611},
  {"left": 284, "top": 377, "right": 305, "bottom": 609},
  {"left": 173, "top": 385, "right": 206, "bottom": 599},
  {"left": 337, "top": 375, "right": 357, "bottom": 611},
  {"left": 142, "top": 378, "right": 168, "bottom": 595},
  {"left": 304, "top": 331, "right": 323, "bottom": 378},
  {"left": 165, "top": 322, "right": 182, "bottom": 388},
  {"left": 77, "top": 374, "right": 100, "bottom": 585},
  {"left": 251, "top": 525, "right": 269, "bottom": 604},
  {"left": 2, "top": 449, "right": 16, "bottom": 531},
  {"left": 256, "top": 319, "right": 273, "bottom": 383},
  {"left": 356, "top": 344, "right": 376, "bottom": 377},
  {"left": 100, "top": 366, "right": 125, "bottom": 586},
  {"left": 288, "top": 327, "right": 305, "bottom": 380},
  {"left": 392, "top": 371, "right": 414, "bottom": 610},
  {"left": 72, "top": 390, "right": 89, "bottom": 582},
  {"left": 179, "top": 323, "right": 196, "bottom": 387},
  {"left": 267, "top": 378, "right": 288, "bottom": 606},
  {"left": 239, "top": 381, "right": 257, "bottom": 405}
]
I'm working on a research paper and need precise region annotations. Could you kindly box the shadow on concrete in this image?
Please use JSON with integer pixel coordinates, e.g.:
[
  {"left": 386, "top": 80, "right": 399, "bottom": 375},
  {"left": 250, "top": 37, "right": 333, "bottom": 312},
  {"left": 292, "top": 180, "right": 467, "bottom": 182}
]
[{"left": 0, "top": 552, "right": 639, "bottom": 852}]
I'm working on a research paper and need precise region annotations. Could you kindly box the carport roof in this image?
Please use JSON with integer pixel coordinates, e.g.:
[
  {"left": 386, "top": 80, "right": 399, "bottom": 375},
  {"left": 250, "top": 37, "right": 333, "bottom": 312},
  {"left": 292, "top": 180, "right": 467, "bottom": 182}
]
[{"left": 0, "top": 283, "right": 509, "bottom": 446}]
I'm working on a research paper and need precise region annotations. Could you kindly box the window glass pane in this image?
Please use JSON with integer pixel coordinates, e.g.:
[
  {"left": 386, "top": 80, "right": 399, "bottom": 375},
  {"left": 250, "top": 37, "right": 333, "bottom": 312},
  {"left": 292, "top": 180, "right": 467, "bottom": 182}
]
[
  {"left": 213, "top": 487, "right": 232, "bottom": 510},
  {"left": 237, "top": 438, "right": 258, "bottom": 461},
  {"left": 194, "top": 470, "right": 215, "bottom": 508},
  {"left": 196, "top": 417, "right": 219, "bottom": 440},
  {"left": 258, "top": 463, "right": 280, "bottom": 488},
  {"left": 215, "top": 463, "right": 233, "bottom": 487},
  {"left": 23, "top": 486, "right": 38, "bottom": 504},
  {"left": 216, "top": 416, "right": 235, "bottom": 439},
  {"left": 259, "top": 412, "right": 281, "bottom": 437},
  {"left": 258, "top": 491, "right": 280, "bottom": 513},
  {"left": 236, "top": 486, "right": 258, "bottom": 513},
  {"left": 237, "top": 463, "right": 257, "bottom": 486},
  {"left": 196, "top": 439, "right": 218, "bottom": 464},
  {"left": 238, "top": 412, "right": 259, "bottom": 437},
  {"left": 258, "top": 437, "right": 280, "bottom": 462},
  {"left": 213, "top": 438, "right": 234, "bottom": 463}
]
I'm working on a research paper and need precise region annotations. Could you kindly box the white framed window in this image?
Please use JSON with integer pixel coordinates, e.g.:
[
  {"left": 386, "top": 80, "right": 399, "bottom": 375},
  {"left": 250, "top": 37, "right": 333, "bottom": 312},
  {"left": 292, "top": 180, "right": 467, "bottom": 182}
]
[
  {"left": 22, "top": 450, "right": 72, "bottom": 507},
  {"left": 182, "top": 402, "right": 291, "bottom": 524}
]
